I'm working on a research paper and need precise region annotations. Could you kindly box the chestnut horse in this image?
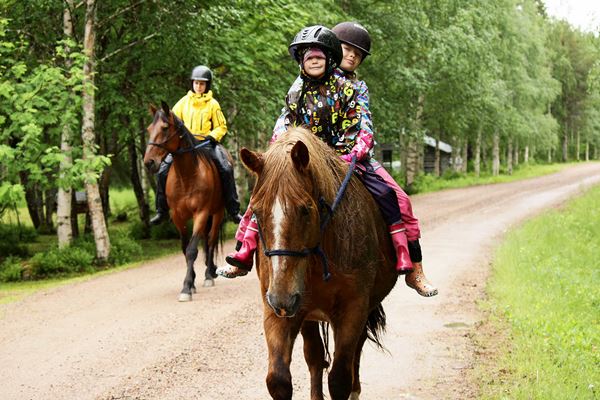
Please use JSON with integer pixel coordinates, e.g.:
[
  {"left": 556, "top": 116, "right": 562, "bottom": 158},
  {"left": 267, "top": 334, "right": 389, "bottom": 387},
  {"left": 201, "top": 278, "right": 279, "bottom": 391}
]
[
  {"left": 240, "top": 128, "right": 398, "bottom": 399},
  {"left": 144, "top": 102, "right": 225, "bottom": 301}
]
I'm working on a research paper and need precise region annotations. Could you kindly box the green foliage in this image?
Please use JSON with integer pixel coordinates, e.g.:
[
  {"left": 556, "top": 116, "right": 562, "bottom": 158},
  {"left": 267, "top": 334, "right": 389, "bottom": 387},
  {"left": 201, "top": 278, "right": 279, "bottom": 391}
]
[
  {"left": 29, "top": 245, "right": 95, "bottom": 278},
  {"left": 108, "top": 231, "right": 142, "bottom": 265},
  {"left": 0, "top": 256, "right": 23, "bottom": 282},
  {"left": 482, "top": 185, "right": 600, "bottom": 399}
]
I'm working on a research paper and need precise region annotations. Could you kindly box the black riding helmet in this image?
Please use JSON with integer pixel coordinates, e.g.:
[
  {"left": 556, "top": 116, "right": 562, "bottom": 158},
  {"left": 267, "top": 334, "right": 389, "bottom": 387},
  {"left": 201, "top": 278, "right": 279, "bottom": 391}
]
[
  {"left": 190, "top": 65, "right": 213, "bottom": 91},
  {"left": 331, "top": 22, "right": 371, "bottom": 58},
  {"left": 289, "top": 25, "right": 342, "bottom": 76}
]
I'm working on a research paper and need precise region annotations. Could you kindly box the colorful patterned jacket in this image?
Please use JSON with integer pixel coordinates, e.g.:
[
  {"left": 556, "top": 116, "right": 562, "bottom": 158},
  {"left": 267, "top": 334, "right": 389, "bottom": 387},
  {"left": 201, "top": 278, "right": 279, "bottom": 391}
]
[
  {"left": 273, "top": 69, "right": 373, "bottom": 161},
  {"left": 271, "top": 69, "right": 362, "bottom": 157}
]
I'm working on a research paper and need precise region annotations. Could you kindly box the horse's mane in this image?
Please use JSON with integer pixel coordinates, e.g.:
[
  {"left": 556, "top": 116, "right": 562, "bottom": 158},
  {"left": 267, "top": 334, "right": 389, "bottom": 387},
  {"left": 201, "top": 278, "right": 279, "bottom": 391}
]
[
  {"left": 252, "top": 128, "right": 381, "bottom": 269},
  {"left": 253, "top": 128, "right": 350, "bottom": 207}
]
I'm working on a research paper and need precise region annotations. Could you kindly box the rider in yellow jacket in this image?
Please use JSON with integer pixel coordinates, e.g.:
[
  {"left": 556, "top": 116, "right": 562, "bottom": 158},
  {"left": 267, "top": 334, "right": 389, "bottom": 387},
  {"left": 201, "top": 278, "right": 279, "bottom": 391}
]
[
  {"left": 172, "top": 89, "right": 227, "bottom": 142},
  {"left": 150, "top": 65, "right": 242, "bottom": 225}
]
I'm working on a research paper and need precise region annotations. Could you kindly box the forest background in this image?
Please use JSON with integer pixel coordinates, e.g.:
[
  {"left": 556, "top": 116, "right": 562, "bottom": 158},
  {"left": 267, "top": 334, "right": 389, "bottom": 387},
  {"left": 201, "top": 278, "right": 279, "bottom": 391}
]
[{"left": 1, "top": 0, "right": 599, "bottom": 268}]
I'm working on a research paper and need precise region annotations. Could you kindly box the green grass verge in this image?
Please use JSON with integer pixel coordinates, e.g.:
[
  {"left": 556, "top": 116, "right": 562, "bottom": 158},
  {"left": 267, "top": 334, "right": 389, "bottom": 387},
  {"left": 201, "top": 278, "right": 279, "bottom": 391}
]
[
  {"left": 478, "top": 184, "right": 600, "bottom": 399},
  {"left": 408, "top": 162, "right": 572, "bottom": 194}
]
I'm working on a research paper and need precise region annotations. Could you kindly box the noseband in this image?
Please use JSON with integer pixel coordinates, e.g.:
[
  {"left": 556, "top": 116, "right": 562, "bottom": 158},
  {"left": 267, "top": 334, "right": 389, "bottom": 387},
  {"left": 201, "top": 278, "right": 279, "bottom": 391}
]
[{"left": 254, "top": 155, "right": 357, "bottom": 282}]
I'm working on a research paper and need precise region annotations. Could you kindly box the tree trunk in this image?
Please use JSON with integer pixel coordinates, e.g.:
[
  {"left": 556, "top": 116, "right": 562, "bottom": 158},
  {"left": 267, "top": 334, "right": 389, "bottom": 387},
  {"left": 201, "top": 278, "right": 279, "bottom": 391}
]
[
  {"left": 129, "top": 117, "right": 150, "bottom": 234},
  {"left": 585, "top": 141, "right": 589, "bottom": 161},
  {"left": 507, "top": 137, "right": 513, "bottom": 175},
  {"left": 492, "top": 130, "right": 500, "bottom": 176},
  {"left": 461, "top": 140, "right": 468, "bottom": 173},
  {"left": 404, "top": 94, "right": 424, "bottom": 192},
  {"left": 81, "top": 0, "right": 110, "bottom": 262},
  {"left": 524, "top": 145, "right": 529, "bottom": 164},
  {"left": 576, "top": 129, "right": 580, "bottom": 161},
  {"left": 57, "top": 0, "right": 75, "bottom": 248},
  {"left": 562, "top": 125, "right": 568, "bottom": 162},
  {"left": 44, "top": 187, "right": 56, "bottom": 230},
  {"left": 434, "top": 137, "right": 440, "bottom": 177},
  {"left": 474, "top": 128, "right": 481, "bottom": 177},
  {"left": 514, "top": 141, "right": 519, "bottom": 167},
  {"left": 19, "top": 171, "right": 43, "bottom": 230}
]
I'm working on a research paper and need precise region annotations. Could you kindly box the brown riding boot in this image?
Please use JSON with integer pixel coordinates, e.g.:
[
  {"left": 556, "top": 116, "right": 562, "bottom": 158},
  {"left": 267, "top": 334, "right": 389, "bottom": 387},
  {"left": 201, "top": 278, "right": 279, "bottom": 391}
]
[{"left": 405, "top": 262, "right": 438, "bottom": 297}]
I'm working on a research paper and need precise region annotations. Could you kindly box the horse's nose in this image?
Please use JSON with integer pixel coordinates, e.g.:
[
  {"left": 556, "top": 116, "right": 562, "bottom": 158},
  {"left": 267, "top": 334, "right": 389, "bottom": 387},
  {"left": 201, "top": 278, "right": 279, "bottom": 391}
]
[{"left": 266, "top": 292, "right": 301, "bottom": 318}]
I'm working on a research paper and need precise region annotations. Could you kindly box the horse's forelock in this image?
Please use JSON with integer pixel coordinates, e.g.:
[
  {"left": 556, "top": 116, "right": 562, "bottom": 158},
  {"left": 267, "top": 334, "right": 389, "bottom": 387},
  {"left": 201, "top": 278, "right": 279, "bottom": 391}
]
[{"left": 253, "top": 128, "right": 346, "bottom": 212}]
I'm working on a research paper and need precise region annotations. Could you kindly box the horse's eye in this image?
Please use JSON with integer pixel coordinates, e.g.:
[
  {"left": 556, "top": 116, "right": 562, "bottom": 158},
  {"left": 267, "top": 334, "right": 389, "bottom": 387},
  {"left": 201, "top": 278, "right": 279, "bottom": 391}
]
[{"left": 300, "top": 206, "right": 310, "bottom": 216}]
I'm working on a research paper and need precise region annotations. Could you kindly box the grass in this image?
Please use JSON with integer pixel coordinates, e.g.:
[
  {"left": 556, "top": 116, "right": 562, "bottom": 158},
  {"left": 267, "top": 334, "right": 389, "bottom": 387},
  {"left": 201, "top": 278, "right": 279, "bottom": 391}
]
[
  {"left": 407, "top": 162, "right": 572, "bottom": 194},
  {"left": 477, "top": 184, "right": 600, "bottom": 399}
]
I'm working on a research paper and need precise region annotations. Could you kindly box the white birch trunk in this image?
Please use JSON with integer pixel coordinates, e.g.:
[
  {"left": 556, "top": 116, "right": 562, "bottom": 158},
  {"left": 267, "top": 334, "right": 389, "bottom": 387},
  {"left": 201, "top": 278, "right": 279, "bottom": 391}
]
[
  {"left": 475, "top": 128, "right": 481, "bottom": 177},
  {"left": 492, "top": 130, "right": 500, "bottom": 176},
  {"left": 81, "top": 0, "right": 110, "bottom": 261},
  {"left": 57, "top": 1, "right": 74, "bottom": 248}
]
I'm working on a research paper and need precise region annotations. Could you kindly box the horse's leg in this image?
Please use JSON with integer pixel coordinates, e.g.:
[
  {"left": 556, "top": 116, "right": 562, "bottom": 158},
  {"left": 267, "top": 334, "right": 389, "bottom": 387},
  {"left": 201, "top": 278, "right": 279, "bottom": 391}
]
[
  {"left": 178, "top": 212, "right": 208, "bottom": 302},
  {"left": 301, "top": 321, "right": 328, "bottom": 400},
  {"left": 202, "top": 214, "right": 222, "bottom": 287},
  {"left": 328, "top": 301, "right": 369, "bottom": 400},
  {"left": 264, "top": 309, "right": 302, "bottom": 400},
  {"left": 350, "top": 328, "right": 369, "bottom": 399}
]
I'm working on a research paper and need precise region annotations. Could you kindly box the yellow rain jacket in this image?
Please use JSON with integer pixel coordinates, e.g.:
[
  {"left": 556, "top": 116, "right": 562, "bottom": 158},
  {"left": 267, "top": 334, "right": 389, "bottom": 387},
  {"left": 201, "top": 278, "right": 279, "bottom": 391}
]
[{"left": 172, "top": 90, "right": 227, "bottom": 142}]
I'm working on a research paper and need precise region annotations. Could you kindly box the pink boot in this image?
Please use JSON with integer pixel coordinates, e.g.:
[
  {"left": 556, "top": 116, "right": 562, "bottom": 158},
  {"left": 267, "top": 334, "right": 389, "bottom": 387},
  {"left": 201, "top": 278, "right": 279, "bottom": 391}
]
[
  {"left": 390, "top": 223, "right": 413, "bottom": 274},
  {"left": 218, "top": 220, "right": 259, "bottom": 278}
]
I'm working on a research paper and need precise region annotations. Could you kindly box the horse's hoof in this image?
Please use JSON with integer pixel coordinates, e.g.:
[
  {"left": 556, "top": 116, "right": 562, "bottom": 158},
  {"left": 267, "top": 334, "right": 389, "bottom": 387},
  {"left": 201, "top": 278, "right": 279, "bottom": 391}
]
[
  {"left": 191, "top": 287, "right": 197, "bottom": 294},
  {"left": 178, "top": 293, "right": 192, "bottom": 302},
  {"left": 203, "top": 279, "right": 215, "bottom": 288}
]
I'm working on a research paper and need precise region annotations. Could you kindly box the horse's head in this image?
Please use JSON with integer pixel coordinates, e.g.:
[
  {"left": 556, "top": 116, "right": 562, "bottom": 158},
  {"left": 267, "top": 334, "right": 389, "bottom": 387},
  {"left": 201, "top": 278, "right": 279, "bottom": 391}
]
[
  {"left": 144, "top": 101, "right": 183, "bottom": 173},
  {"left": 241, "top": 129, "right": 342, "bottom": 318}
]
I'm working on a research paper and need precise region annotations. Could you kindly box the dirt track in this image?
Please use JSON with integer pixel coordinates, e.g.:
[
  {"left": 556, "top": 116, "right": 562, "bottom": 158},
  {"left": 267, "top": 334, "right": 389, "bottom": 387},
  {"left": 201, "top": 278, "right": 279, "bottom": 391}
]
[{"left": 2, "top": 162, "right": 600, "bottom": 400}]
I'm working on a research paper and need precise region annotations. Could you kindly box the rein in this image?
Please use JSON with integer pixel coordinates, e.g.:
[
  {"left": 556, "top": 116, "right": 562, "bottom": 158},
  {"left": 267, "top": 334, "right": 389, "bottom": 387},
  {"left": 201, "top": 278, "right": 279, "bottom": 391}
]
[
  {"left": 148, "top": 116, "right": 211, "bottom": 155},
  {"left": 255, "top": 155, "right": 357, "bottom": 282}
]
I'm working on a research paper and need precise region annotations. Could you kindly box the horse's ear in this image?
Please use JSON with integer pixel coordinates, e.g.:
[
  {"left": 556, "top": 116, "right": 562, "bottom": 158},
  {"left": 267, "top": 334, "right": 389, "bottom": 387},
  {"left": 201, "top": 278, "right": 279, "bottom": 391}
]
[
  {"left": 291, "top": 141, "right": 309, "bottom": 173},
  {"left": 240, "top": 148, "right": 264, "bottom": 175},
  {"left": 160, "top": 100, "right": 170, "bottom": 116},
  {"left": 149, "top": 104, "right": 158, "bottom": 115}
]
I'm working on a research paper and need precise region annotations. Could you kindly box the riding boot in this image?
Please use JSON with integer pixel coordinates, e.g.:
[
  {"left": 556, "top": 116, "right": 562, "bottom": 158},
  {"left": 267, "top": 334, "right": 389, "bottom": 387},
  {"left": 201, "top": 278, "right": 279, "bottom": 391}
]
[
  {"left": 150, "top": 155, "right": 172, "bottom": 225},
  {"left": 217, "top": 220, "right": 258, "bottom": 278},
  {"left": 405, "top": 239, "right": 438, "bottom": 297},
  {"left": 213, "top": 144, "right": 242, "bottom": 223},
  {"left": 390, "top": 223, "right": 413, "bottom": 274}
]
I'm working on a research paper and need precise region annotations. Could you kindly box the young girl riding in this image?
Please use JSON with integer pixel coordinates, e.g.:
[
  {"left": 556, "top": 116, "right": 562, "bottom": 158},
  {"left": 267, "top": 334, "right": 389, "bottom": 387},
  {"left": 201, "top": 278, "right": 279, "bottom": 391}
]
[
  {"left": 219, "top": 25, "right": 436, "bottom": 297},
  {"left": 330, "top": 21, "right": 437, "bottom": 296}
]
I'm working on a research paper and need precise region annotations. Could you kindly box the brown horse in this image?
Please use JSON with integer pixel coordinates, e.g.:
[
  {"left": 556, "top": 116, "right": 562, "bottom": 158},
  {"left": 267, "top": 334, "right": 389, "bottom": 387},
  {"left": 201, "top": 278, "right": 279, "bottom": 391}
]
[
  {"left": 240, "top": 128, "right": 398, "bottom": 399},
  {"left": 144, "top": 102, "right": 225, "bottom": 301}
]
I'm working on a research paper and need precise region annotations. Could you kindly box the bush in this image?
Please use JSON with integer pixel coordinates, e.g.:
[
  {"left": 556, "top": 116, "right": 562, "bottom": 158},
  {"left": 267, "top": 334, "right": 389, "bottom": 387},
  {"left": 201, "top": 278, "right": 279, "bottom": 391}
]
[
  {"left": 109, "top": 231, "right": 143, "bottom": 265},
  {"left": 0, "top": 256, "right": 23, "bottom": 282},
  {"left": 0, "top": 224, "right": 36, "bottom": 259},
  {"left": 29, "top": 245, "right": 95, "bottom": 278}
]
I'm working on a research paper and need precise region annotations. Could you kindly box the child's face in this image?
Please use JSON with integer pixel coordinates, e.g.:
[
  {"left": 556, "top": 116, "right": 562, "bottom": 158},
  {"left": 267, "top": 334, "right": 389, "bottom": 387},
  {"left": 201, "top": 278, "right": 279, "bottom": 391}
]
[
  {"left": 193, "top": 80, "right": 207, "bottom": 94},
  {"left": 340, "top": 43, "right": 363, "bottom": 72},
  {"left": 303, "top": 56, "right": 326, "bottom": 79}
]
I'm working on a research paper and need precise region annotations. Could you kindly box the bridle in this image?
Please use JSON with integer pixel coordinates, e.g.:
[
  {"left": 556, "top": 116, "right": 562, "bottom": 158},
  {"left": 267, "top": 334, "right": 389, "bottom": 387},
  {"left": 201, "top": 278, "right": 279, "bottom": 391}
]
[
  {"left": 147, "top": 114, "right": 211, "bottom": 155},
  {"left": 254, "top": 155, "right": 357, "bottom": 281}
]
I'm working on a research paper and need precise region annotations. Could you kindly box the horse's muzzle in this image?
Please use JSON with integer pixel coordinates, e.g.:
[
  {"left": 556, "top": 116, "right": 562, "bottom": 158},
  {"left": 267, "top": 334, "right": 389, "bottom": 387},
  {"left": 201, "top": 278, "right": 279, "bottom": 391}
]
[{"left": 266, "top": 292, "right": 301, "bottom": 318}]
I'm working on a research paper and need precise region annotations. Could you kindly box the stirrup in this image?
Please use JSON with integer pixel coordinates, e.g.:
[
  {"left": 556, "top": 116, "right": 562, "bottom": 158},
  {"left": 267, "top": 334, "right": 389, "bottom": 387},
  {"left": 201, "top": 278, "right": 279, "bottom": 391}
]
[{"left": 216, "top": 265, "right": 249, "bottom": 279}]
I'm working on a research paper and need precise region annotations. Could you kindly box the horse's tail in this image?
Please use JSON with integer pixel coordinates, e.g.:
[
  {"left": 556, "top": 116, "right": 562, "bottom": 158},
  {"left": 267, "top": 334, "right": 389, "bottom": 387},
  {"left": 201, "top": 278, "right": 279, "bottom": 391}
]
[{"left": 365, "top": 304, "right": 387, "bottom": 350}]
